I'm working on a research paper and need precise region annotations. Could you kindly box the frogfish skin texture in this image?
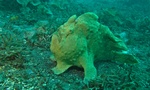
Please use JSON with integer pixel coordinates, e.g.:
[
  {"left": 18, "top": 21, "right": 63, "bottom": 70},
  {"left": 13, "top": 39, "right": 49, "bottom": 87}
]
[{"left": 50, "top": 12, "right": 138, "bottom": 82}]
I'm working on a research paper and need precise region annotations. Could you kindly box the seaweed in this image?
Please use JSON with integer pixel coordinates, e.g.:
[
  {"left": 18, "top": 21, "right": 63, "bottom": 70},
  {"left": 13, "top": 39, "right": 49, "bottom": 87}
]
[{"left": 0, "top": 29, "right": 24, "bottom": 61}]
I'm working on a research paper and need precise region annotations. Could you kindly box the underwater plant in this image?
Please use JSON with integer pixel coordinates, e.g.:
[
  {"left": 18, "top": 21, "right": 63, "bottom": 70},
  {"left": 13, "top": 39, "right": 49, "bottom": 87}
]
[{"left": 0, "top": 30, "right": 24, "bottom": 60}]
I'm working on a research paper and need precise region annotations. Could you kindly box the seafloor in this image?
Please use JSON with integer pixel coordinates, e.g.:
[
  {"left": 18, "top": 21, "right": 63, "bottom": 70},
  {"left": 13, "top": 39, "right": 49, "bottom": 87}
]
[{"left": 0, "top": 0, "right": 150, "bottom": 90}]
